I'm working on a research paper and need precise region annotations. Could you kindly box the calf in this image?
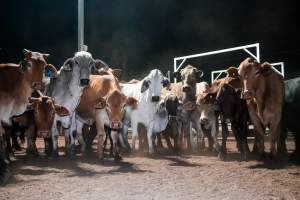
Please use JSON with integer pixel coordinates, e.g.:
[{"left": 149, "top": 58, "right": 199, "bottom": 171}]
[
  {"left": 195, "top": 88, "right": 219, "bottom": 152},
  {"left": 12, "top": 93, "right": 70, "bottom": 156}
]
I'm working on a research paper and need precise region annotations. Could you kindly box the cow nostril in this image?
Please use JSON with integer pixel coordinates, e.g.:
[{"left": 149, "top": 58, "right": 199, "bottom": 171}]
[
  {"left": 110, "top": 121, "right": 122, "bottom": 130},
  {"left": 151, "top": 96, "right": 160, "bottom": 102},
  {"left": 200, "top": 118, "right": 209, "bottom": 124},
  {"left": 80, "top": 79, "right": 90, "bottom": 86}
]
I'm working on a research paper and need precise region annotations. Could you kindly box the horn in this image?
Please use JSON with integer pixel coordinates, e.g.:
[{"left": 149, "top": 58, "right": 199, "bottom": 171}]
[
  {"left": 23, "top": 49, "right": 31, "bottom": 55},
  {"left": 28, "top": 97, "right": 41, "bottom": 103},
  {"left": 35, "top": 90, "right": 44, "bottom": 97},
  {"left": 46, "top": 64, "right": 58, "bottom": 77}
]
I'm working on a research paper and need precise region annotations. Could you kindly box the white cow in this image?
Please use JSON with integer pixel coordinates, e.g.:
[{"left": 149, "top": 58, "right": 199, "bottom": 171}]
[
  {"left": 121, "top": 69, "right": 169, "bottom": 154},
  {"left": 44, "top": 51, "right": 94, "bottom": 157}
]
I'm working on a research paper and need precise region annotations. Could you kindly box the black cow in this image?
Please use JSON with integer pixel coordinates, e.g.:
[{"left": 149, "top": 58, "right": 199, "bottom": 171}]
[
  {"left": 279, "top": 77, "right": 300, "bottom": 161},
  {"left": 213, "top": 77, "right": 250, "bottom": 160}
]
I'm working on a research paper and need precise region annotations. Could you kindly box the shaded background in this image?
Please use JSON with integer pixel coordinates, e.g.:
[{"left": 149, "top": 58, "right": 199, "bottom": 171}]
[{"left": 0, "top": 0, "right": 299, "bottom": 81}]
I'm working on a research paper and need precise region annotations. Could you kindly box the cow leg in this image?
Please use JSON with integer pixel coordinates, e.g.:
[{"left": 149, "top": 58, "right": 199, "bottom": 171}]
[
  {"left": 210, "top": 120, "right": 220, "bottom": 153},
  {"left": 76, "top": 122, "right": 86, "bottom": 153},
  {"left": 111, "top": 130, "right": 122, "bottom": 161},
  {"left": 147, "top": 123, "right": 154, "bottom": 155},
  {"left": 269, "top": 117, "right": 281, "bottom": 159},
  {"left": 4, "top": 129, "right": 13, "bottom": 155},
  {"left": 0, "top": 151, "right": 11, "bottom": 186},
  {"left": 219, "top": 120, "right": 229, "bottom": 160},
  {"left": 194, "top": 120, "right": 204, "bottom": 151},
  {"left": 26, "top": 125, "right": 38, "bottom": 156},
  {"left": 157, "top": 133, "right": 163, "bottom": 149},
  {"left": 63, "top": 128, "right": 73, "bottom": 156},
  {"left": 248, "top": 115, "right": 265, "bottom": 158},
  {"left": 131, "top": 121, "right": 138, "bottom": 153},
  {"left": 121, "top": 124, "right": 131, "bottom": 150},
  {"left": 189, "top": 122, "right": 195, "bottom": 151}
]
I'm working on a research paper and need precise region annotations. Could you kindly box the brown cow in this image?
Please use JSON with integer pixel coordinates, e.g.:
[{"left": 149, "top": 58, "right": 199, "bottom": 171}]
[
  {"left": 231, "top": 58, "right": 284, "bottom": 159},
  {"left": 12, "top": 93, "right": 70, "bottom": 156},
  {"left": 75, "top": 72, "right": 137, "bottom": 160}
]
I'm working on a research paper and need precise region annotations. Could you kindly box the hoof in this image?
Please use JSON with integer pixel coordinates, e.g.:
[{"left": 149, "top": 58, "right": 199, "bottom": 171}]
[
  {"left": 52, "top": 150, "right": 59, "bottom": 159},
  {"left": 26, "top": 148, "right": 39, "bottom": 157},
  {"left": 0, "top": 167, "right": 12, "bottom": 186},
  {"left": 218, "top": 151, "right": 226, "bottom": 161},
  {"left": 114, "top": 154, "right": 123, "bottom": 161}
]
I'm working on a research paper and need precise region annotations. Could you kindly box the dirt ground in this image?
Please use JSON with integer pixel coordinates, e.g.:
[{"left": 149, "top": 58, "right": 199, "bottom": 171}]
[{"left": 0, "top": 136, "right": 299, "bottom": 200}]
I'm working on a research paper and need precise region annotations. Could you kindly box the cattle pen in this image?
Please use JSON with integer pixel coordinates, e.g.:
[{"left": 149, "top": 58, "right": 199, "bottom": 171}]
[{"left": 1, "top": 0, "right": 300, "bottom": 200}]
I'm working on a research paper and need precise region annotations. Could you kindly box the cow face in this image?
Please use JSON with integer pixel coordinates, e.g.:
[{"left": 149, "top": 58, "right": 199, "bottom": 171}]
[
  {"left": 175, "top": 65, "right": 203, "bottom": 92},
  {"left": 141, "top": 69, "right": 169, "bottom": 102},
  {"left": 196, "top": 93, "right": 216, "bottom": 126},
  {"left": 28, "top": 96, "right": 70, "bottom": 138},
  {"left": 23, "top": 49, "right": 51, "bottom": 90},
  {"left": 216, "top": 83, "right": 237, "bottom": 120},
  {"left": 63, "top": 51, "right": 94, "bottom": 87},
  {"left": 238, "top": 58, "right": 264, "bottom": 100},
  {"left": 95, "top": 90, "right": 138, "bottom": 130}
]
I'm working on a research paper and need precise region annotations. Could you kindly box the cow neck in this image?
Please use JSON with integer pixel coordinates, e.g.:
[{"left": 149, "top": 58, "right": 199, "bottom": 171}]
[{"left": 45, "top": 69, "right": 84, "bottom": 112}]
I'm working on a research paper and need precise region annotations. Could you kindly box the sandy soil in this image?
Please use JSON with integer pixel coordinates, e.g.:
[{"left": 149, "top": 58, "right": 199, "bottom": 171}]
[{"left": 0, "top": 136, "right": 299, "bottom": 200}]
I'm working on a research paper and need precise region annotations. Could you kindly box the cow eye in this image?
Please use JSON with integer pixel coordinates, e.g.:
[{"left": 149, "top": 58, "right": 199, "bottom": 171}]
[{"left": 75, "top": 60, "right": 79, "bottom": 65}]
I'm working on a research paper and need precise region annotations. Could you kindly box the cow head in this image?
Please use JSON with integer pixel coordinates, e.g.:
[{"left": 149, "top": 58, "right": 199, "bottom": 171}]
[
  {"left": 174, "top": 65, "right": 203, "bottom": 102},
  {"left": 95, "top": 90, "right": 138, "bottom": 130},
  {"left": 22, "top": 49, "right": 56, "bottom": 90},
  {"left": 196, "top": 92, "right": 216, "bottom": 126},
  {"left": 28, "top": 96, "right": 70, "bottom": 138},
  {"left": 237, "top": 57, "right": 270, "bottom": 100},
  {"left": 62, "top": 51, "right": 94, "bottom": 87},
  {"left": 140, "top": 69, "right": 170, "bottom": 102}
]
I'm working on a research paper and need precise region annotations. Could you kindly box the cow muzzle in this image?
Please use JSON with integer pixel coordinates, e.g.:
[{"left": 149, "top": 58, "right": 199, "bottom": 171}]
[
  {"left": 241, "top": 90, "right": 255, "bottom": 100},
  {"left": 80, "top": 79, "right": 90, "bottom": 86},
  {"left": 182, "top": 85, "right": 192, "bottom": 92},
  {"left": 110, "top": 121, "right": 122, "bottom": 130},
  {"left": 200, "top": 118, "right": 209, "bottom": 125},
  {"left": 151, "top": 96, "right": 160, "bottom": 102}
]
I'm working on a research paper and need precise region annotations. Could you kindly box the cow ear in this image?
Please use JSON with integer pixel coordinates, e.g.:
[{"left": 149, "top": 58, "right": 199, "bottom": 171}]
[
  {"left": 162, "top": 77, "right": 170, "bottom": 89},
  {"left": 126, "top": 97, "right": 138, "bottom": 108},
  {"left": 196, "top": 69, "right": 204, "bottom": 80},
  {"left": 173, "top": 71, "right": 181, "bottom": 81},
  {"left": 43, "top": 54, "right": 50, "bottom": 61},
  {"left": 94, "top": 97, "right": 106, "bottom": 109},
  {"left": 62, "top": 58, "right": 73, "bottom": 71},
  {"left": 54, "top": 104, "right": 70, "bottom": 116},
  {"left": 23, "top": 49, "right": 32, "bottom": 60},
  {"left": 141, "top": 79, "right": 150, "bottom": 93},
  {"left": 111, "top": 69, "right": 122, "bottom": 79},
  {"left": 226, "top": 67, "right": 238, "bottom": 78},
  {"left": 260, "top": 62, "right": 272, "bottom": 76}
]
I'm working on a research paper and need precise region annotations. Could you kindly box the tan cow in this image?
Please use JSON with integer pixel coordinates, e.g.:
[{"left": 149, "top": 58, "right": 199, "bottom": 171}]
[
  {"left": 75, "top": 71, "right": 137, "bottom": 160},
  {"left": 230, "top": 58, "right": 284, "bottom": 159}
]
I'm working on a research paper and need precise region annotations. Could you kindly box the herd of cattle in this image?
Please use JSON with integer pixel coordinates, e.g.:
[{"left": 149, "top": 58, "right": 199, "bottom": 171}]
[{"left": 0, "top": 49, "right": 299, "bottom": 185}]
